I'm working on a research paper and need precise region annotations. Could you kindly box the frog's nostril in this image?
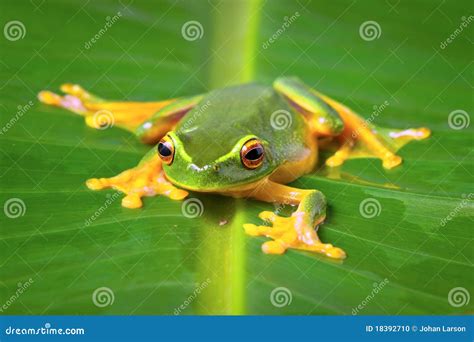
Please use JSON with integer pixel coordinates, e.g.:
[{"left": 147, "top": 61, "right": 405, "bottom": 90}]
[{"left": 212, "top": 164, "right": 220, "bottom": 172}]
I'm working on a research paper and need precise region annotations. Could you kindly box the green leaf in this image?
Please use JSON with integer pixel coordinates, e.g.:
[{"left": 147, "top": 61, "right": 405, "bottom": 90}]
[{"left": 1, "top": 0, "right": 472, "bottom": 315}]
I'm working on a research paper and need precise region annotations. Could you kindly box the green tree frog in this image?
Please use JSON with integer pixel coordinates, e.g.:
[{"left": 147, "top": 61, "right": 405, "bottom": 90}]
[{"left": 38, "top": 77, "right": 430, "bottom": 259}]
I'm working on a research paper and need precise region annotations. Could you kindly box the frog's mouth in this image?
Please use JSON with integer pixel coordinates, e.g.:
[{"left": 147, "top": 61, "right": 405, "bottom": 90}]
[{"left": 163, "top": 168, "right": 270, "bottom": 195}]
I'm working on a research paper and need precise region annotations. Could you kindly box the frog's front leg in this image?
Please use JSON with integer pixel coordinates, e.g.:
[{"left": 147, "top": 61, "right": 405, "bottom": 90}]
[
  {"left": 87, "top": 148, "right": 188, "bottom": 208},
  {"left": 274, "top": 77, "right": 430, "bottom": 169},
  {"left": 243, "top": 180, "right": 346, "bottom": 259}
]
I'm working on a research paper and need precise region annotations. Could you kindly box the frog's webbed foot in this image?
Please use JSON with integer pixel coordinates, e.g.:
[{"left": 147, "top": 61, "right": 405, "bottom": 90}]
[
  {"left": 244, "top": 211, "right": 345, "bottom": 258},
  {"left": 87, "top": 152, "right": 188, "bottom": 208},
  {"left": 38, "top": 84, "right": 174, "bottom": 132}
]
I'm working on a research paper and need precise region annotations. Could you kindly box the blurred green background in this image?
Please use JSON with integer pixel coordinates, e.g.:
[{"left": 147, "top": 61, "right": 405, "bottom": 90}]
[{"left": 0, "top": 0, "right": 472, "bottom": 315}]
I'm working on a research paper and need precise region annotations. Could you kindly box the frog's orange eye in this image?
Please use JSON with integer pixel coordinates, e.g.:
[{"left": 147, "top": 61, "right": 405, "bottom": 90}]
[
  {"left": 240, "top": 139, "right": 265, "bottom": 169},
  {"left": 157, "top": 135, "right": 175, "bottom": 165}
]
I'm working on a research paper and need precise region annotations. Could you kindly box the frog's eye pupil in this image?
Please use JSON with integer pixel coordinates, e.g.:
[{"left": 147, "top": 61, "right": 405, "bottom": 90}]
[
  {"left": 240, "top": 139, "right": 265, "bottom": 169},
  {"left": 245, "top": 146, "right": 263, "bottom": 161},
  {"left": 158, "top": 142, "right": 172, "bottom": 157},
  {"left": 157, "top": 135, "right": 175, "bottom": 165}
]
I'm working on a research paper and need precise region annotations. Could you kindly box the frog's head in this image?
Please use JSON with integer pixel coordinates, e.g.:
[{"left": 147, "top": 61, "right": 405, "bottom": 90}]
[{"left": 157, "top": 132, "right": 276, "bottom": 192}]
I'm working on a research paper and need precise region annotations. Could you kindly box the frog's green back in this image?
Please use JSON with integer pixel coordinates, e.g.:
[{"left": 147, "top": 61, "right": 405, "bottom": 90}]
[{"left": 174, "top": 83, "right": 309, "bottom": 166}]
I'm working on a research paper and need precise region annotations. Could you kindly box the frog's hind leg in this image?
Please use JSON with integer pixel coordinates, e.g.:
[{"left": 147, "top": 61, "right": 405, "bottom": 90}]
[
  {"left": 318, "top": 93, "right": 430, "bottom": 169},
  {"left": 38, "top": 84, "right": 175, "bottom": 133},
  {"left": 274, "top": 77, "right": 344, "bottom": 137},
  {"left": 274, "top": 77, "right": 430, "bottom": 169},
  {"left": 39, "top": 84, "right": 204, "bottom": 144},
  {"left": 134, "top": 94, "right": 204, "bottom": 143}
]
